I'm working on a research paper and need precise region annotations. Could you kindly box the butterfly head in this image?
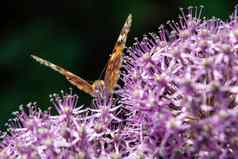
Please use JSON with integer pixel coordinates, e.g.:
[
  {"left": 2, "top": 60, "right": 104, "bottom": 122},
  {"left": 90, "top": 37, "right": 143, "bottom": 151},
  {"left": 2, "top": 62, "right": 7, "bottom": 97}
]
[{"left": 92, "top": 80, "right": 105, "bottom": 96}]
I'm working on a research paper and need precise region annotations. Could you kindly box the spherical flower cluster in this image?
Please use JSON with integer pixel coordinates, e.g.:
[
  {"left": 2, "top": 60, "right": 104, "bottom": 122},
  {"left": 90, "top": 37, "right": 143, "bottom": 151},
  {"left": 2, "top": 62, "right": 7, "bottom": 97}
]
[
  {"left": 1, "top": 5, "right": 238, "bottom": 159},
  {"left": 120, "top": 5, "right": 238, "bottom": 158}
]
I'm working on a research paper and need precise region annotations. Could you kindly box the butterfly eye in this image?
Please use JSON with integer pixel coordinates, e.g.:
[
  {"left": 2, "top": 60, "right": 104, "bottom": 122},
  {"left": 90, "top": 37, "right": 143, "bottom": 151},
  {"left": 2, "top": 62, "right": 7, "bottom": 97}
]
[{"left": 92, "top": 80, "right": 105, "bottom": 93}]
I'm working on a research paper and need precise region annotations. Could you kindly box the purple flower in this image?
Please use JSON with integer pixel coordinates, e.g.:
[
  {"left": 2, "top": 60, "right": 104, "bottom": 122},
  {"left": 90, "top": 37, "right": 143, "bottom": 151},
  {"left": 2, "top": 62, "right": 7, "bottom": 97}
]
[
  {"left": 0, "top": 91, "right": 125, "bottom": 158},
  {"left": 120, "top": 5, "right": 238, "bottom": 158},
  {"left": 2, "top": 5, "right": 238, "bottom": 159}
]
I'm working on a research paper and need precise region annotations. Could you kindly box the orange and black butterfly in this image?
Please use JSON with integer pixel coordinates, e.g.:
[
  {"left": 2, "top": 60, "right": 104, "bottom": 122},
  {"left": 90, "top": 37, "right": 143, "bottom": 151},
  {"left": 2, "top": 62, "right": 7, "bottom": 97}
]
[{"left": 31, "top": 14, "right": 132, "bottom": 97}]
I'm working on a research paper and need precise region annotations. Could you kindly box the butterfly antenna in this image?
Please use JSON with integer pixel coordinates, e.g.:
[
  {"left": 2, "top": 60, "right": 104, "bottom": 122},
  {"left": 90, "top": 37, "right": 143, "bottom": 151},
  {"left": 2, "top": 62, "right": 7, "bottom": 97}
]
[{"left": 98, "top": 58, "right": 108, "bottom": 80}]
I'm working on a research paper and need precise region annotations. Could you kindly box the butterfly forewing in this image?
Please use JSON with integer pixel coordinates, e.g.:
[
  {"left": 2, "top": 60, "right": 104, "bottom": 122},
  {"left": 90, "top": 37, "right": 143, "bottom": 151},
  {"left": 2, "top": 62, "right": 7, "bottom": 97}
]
[
  {"left": 104, "top": 14, "right": 132, "bottom": 94},
  {"left": 31, "top": 55, "right": 95, "bottom": 95}
]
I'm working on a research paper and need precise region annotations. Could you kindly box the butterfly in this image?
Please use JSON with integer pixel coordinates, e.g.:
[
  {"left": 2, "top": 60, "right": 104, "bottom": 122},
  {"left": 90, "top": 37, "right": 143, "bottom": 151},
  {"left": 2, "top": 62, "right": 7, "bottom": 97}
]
[{"left": 31, "top": 14, "right": 132, "bottom": 97}]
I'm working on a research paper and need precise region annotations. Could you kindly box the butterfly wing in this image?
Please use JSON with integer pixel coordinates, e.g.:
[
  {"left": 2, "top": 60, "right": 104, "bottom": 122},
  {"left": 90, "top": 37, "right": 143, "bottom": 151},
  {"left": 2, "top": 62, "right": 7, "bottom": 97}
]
[
  {"left": 31, "top": 55, "right": 95, "bottom": 96},
  {"left": 104, "top": 14, "right": 132, "bottom": 94}
]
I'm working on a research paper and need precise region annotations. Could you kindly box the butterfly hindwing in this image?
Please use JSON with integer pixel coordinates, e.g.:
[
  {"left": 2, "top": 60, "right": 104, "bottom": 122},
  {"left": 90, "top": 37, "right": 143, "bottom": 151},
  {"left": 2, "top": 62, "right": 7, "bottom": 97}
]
[{"left": 104, "top": 14, "right": 132, "bottom": 94}]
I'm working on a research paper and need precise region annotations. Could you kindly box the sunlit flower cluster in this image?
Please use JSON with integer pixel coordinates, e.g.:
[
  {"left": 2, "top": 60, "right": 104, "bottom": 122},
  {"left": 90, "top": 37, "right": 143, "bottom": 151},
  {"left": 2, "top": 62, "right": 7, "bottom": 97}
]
[{"left": 1, "top": 5, "right": 238, "bottom": 159}]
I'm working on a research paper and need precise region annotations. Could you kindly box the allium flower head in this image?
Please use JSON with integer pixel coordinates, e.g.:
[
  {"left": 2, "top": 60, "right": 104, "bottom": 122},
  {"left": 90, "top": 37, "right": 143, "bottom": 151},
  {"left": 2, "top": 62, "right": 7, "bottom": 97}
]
[
  {"left": 2, "top": 5, "right": 238, "bottom": 159},
  {"left": 119, "top": 5, "right": 238, "bottom": 158}
]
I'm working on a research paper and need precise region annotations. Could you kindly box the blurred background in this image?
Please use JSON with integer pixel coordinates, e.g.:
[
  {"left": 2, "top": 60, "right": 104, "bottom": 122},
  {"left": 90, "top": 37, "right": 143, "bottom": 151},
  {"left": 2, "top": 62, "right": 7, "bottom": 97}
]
[{"left": 0, "top": 0, "right": 237, "bottom": 128}]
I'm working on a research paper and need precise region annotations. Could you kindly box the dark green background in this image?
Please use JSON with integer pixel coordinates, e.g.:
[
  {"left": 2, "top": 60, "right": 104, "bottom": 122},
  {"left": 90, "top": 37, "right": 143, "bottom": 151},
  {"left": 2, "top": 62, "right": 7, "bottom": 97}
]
[{"left": 0, "top": 0, "right": 236, "bottom": 128}]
